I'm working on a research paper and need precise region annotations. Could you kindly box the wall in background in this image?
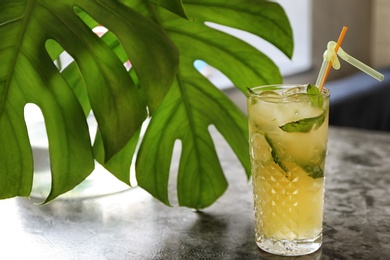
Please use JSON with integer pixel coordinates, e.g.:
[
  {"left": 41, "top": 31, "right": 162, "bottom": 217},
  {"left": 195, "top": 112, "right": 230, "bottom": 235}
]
[
  {"left": 372, "top": 0, "right": 390, "bottom": 68},
  {"left": 311, "top": 0, "right": 373, "bottom": 81},
  {"left": 225, "top": 0, "right": 390, "bottom": 112}
]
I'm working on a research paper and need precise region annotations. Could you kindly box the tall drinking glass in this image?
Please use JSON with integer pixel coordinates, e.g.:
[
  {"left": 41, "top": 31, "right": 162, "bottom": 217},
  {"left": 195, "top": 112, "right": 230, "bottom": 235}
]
[{"left": 247, "top": 84, "right": 330, "bottom": 256}]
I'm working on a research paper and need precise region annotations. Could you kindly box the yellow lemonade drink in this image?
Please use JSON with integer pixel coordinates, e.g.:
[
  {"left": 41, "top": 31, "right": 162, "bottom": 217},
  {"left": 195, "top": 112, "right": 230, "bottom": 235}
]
[{"left": 247, "top": 84, "right": 330, "bottom": 256}]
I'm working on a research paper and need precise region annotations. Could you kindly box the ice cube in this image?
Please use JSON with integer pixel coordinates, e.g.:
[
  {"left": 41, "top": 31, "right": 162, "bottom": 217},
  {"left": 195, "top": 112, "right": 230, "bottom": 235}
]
[
  {"left": 256, "top": 90, "right": 282, "bottom": 102},
  {"left": 282, "top": 85, "right": 306, "bottom": 97}
]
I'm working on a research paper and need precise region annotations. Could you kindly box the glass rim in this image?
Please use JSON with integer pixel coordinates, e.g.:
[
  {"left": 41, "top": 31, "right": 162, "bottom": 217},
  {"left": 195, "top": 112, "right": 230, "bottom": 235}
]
[{"left": 246, "top": 84, "right": 330, "bottom": 99}]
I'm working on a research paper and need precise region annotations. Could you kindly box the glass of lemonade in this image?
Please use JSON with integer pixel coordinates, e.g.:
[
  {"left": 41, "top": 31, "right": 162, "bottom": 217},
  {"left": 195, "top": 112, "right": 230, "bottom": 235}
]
[{"left": 247, "top": 84, "right": 330, "bottom": 256}]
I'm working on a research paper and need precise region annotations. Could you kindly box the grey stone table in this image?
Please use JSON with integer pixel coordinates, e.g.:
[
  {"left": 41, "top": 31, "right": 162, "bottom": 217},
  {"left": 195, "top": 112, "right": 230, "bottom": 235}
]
[{"left": 1, "top": 127, "right": 389, "bottom": 260}]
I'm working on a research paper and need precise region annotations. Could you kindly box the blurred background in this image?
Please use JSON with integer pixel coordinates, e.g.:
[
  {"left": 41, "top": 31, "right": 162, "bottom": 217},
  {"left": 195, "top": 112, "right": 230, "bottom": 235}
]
[{"left": 222, "top": 0, "right": 390, "bottom": 132}]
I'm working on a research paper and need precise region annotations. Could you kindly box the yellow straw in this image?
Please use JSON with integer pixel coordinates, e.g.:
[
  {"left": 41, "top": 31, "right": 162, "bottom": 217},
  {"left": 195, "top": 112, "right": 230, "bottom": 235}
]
[
  {"left": 318, "top": 26, "right": 348, "bottom": 91},
  {"left": 336, "top": 46, "right": 384, "bottom": 81}
]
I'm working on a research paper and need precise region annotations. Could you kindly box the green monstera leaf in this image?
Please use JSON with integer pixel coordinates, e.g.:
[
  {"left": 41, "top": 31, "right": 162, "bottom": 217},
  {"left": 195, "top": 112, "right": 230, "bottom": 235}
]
[
  {"left": 1, "top": 0, "right": 292, "bottom": 208},
  {"left": 0, "top": 0, "right": 178, "bottom": 202},
  {"left": 94, "top": 0, "right": 293, "bottom": 209},
  {"left": 150, "top": 0, "right": 187, "bottom": 18},
  {"left": 138, "top": 1, "right": 292, "bottom": 209}
]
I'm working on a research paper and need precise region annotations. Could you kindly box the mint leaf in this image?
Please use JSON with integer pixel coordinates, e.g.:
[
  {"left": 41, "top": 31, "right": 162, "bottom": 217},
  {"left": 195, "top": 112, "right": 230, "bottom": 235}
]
[
  {"left": 279, "top": 111, "right": 326, "bottom": 133},
  {"left": 247, "top": 87, "right": 256, "bottom": 95},
  {"left": 307, "top": 84, "right": 323, "bottom": 108},
  {"left": 264, "top": 133, "right": 326, "bottom": 179},
  {"left": 295, "top": 150, "right": 326, "bottom": 179},
  {"left": 296, "top": 150, "right": 326, "bottom": 179},
  {"left": 298, "top": 164, "right": 324, "bottom": 179},
  {"left": 264, "top": 134, "right": 289, "bottom": 173}
]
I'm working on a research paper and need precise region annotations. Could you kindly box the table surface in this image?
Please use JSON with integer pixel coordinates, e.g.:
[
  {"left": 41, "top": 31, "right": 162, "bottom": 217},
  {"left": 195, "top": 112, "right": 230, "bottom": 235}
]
[{"left": 1, "top": 127, "right": 390, "bottom": 260}]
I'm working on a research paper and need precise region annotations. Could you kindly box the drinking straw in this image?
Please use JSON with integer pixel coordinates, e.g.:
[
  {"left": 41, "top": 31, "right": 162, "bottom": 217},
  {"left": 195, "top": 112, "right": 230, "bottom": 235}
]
[
  {"left": 336, "top": 46, "right": 384, "bottom": 82},
  {"left": 316, "top": 26, "right": 384, "bottom": 91},
  {"left": 316, "top": 26, "right": 348, "bottom": 91}
]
